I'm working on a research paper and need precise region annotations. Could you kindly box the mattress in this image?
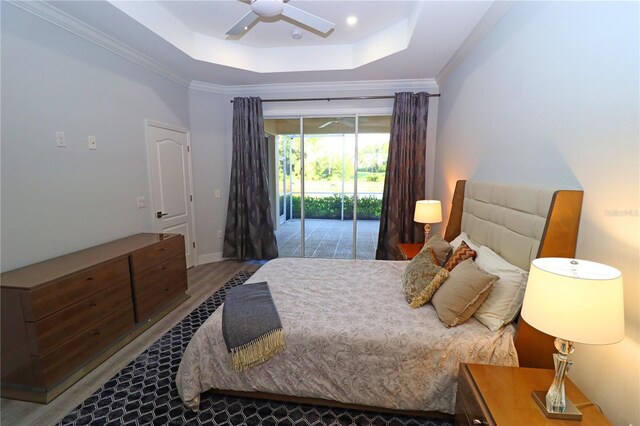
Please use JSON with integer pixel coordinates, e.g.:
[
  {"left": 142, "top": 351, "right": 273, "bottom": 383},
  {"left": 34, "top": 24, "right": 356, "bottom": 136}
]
[{"left": 176, "top": 258, "right": 518, "bottom": 414}]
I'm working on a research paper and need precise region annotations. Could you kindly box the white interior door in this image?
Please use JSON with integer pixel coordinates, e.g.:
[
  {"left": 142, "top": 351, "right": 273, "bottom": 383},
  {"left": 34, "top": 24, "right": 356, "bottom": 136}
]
[{"left": 146, "top": 122, "right": 196, "bottom": 268}]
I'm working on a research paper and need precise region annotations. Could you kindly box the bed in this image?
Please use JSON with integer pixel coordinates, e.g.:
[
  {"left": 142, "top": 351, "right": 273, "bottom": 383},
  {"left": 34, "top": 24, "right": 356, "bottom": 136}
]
[{"left": 176, "top": 180, "right": 583, "bottom": 416}]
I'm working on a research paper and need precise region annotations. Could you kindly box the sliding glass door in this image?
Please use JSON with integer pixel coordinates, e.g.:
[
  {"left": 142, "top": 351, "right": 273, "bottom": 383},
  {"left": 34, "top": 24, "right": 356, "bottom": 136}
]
[
  {"left": 356, "top": 115, "right": 391, "bottom": 259},
  {"left": 272, "top": 119, "right": 302, "bottom": 257},
  {"left": 265, "top": 115, "right": 390, "bottom": 260},
  {"left": 302, "top": 117, "right": 356, "bottom": 259}
]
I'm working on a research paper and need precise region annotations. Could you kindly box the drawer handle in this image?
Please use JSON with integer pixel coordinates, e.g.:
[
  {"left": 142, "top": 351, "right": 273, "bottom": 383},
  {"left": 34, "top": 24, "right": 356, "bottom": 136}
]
[
  {"left": 472, "top": 419, "right": 488, "bottom": 425},
  {"left": 90, "top": 330, "right": 100, "bottom": 336},
  {"left": 164, "top": 287, "right": 170, "bottom": 292},
  {"left": 89, "top": 301, "right": 97, "bottom": 307},
  {"left": 159, "top": 248, "right": 166, "bottom": 252},
  {"left": 161, "top": 266, "right": 168, "bottom": 270},
  {"left": 86, "top": 277, "right": 94, "bottom": 281}
]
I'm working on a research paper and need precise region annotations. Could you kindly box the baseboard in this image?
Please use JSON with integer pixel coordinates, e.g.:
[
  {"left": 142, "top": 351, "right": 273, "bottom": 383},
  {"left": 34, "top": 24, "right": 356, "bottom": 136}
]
[{"left": 198, "top": 252, "right": 224, "bottom": 265}]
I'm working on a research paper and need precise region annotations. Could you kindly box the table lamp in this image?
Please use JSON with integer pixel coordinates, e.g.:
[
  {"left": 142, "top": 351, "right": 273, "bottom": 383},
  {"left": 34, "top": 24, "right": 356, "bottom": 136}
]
[
  {"left": 521, "top": 258, "right": 624, "bottom": 420},
  {"left": 414, "top": 200, "right": 442, "bottom": 242}
]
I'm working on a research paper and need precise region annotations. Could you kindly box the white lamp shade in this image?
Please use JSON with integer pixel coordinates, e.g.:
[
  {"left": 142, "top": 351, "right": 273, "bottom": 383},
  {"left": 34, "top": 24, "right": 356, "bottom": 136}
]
[
  {"left": 521, "top": 258, "right": 625, "bottom": 345},
  {"left": 414, "top": 200, "right": 442, "bottom": 224}
]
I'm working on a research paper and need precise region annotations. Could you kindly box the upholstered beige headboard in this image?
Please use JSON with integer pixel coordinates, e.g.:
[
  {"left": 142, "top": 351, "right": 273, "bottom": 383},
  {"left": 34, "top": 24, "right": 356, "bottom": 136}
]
[
  {"left": 460, "top": 181, "right": 555, "bottom": 271},
  {"left": 444, "top": 180, "right": 584, "bottom": 368}
]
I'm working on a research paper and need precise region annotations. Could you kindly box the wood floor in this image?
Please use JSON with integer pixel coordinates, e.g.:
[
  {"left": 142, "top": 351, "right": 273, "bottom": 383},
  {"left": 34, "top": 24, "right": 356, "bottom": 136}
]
[{"left": 0, "top": 260, "right": 261, "bottom": 426}]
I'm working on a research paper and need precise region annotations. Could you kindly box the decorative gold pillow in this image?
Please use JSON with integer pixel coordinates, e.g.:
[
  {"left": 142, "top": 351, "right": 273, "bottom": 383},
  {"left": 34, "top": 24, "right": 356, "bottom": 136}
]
[
  {"left": 431, "top": 259, "right": 499, "bottom": 327},
  {"left": 402, "top": 247, "right": 450, "bottom": 308},
  {"left": 443, "top": 241, "right": 477, "bottom": 271}
]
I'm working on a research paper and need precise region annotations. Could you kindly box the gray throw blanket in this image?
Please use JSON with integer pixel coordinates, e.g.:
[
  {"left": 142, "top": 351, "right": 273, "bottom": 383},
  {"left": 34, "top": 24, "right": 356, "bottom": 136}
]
[{"left": 222, "top": 282, "right": 285, "bottom": 371}]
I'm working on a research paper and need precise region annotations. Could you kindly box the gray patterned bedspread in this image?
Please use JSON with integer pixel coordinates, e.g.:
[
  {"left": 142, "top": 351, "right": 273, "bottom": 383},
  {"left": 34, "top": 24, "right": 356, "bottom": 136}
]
[{"left": 176, "top": 258, "right": 518, "bottom": 414}]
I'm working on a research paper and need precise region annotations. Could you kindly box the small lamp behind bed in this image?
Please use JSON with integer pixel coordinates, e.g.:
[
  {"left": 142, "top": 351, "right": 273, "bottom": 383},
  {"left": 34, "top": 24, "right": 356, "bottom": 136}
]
[
  {"left": 414, "top": 200, "right": 442, "bottom": 242},
  {"left": 521, "top": 258, "right": 624, "bottom": 420}
]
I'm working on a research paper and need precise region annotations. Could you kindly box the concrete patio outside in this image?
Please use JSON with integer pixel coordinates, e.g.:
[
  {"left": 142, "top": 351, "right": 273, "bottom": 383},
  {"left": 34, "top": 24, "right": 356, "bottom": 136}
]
[{"left": 275, "top": 219, "right": 380, "bottom": 259}]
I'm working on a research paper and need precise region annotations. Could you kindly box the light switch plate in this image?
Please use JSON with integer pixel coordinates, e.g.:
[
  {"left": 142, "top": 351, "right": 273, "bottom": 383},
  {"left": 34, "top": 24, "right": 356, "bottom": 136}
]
[
  {"left": 56, "top": 131, "right": 66, "bottom": 147},
  {"left": 136, "top": 196, "right": 146, "bottom": 208},
  {"left": 88, "top": 135, "right": 97, "bottom": 150},
  {"left": 214, "top": 189, "right": 221, "bottom": 198}
]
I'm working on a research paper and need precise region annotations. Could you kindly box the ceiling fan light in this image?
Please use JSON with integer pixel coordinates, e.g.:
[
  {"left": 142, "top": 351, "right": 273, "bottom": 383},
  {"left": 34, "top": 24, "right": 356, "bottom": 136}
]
[
  {"left": 347, "top": 16, "right": 358, "bottom": 26},
  {"left": 251, "top": 0, "right": 285, "bottom": 17}
]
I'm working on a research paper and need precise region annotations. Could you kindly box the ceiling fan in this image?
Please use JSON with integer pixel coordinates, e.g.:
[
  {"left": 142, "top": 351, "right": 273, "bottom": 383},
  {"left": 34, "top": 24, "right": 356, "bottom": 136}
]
[
  {"left": 318, "top": 118, "right": 355, "bottom": 129},
  {"left": 318, "top": 117, "right": 390, "bottom": 129},
  {"left": 226, "top": 0, "right": 335, "bottom": 36}
]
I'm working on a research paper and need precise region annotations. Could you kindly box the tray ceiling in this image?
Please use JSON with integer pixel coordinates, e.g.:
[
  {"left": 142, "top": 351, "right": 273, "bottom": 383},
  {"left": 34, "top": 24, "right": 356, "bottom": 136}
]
[{"left": 26, "top": 1, "right": 501, "bottom": 85}]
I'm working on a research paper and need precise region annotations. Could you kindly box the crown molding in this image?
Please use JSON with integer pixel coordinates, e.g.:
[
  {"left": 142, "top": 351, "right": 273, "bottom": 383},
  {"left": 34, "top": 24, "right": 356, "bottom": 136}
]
[
  {"left": 189, "top": 79, "right": 439, "bottom": 96},
  {"left": 436, "top": 1, "right": 514, "bottom": 86},
  {"left": 8, "top": 0, "right": 191, "bottom": 88},
  {"left": 189, "top": 81, "right": 228, "bottom": 95}
]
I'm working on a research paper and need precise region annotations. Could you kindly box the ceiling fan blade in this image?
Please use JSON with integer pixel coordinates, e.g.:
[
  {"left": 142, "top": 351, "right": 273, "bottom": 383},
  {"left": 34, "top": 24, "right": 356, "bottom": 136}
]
[
  {"left": 226, "top": 11, "right": 259, "bottom": 36},
  {"left": 339, "top": 120, "right": 355, "bottom": 128},
  {"left": 281, "top": 3, "right": 334, "bottom": 33},
  {"left": 318, "top": 121, "right": 336, "bottom": 129}
]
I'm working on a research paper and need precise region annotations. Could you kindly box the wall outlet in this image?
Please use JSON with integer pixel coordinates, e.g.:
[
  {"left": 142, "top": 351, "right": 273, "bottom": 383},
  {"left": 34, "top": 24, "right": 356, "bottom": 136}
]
[
  {"left": 88, "top": 135, "right": 97, "bottom": 150},
  {"left": 56, "top": 131, "right": 66, "bottom": 147},
  {"left": 214, "top": 189, "right": 221, "bottom": 198},
  {"left": 217, "top": 230, "right": 223, "bottom": 239},
  {"left": 136, "top": 196, "right": 146, "bottom": 208}
]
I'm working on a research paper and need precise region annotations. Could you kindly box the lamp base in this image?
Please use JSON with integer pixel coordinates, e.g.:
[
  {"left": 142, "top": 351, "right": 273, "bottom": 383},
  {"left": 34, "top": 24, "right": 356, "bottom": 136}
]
[
  {"left": 423, "top": 223, "right": 431, "bottom": 243},
  {"left": 532, "top": 391, "right": 582, "bottom": 420}
]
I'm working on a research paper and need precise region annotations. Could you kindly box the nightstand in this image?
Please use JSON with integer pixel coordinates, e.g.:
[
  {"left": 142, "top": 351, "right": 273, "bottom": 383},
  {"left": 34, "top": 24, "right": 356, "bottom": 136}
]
[
  {"left": 397, "top": 243, "right": 423, "bottom": 260},
  {"left": 455, "top": 363, "right": 611, "bottom": 426}
]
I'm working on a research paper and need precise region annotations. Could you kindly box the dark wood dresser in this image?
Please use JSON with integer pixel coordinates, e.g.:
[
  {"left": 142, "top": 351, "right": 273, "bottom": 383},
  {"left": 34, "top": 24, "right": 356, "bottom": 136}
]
[{"left": 1, "top": 233, "right": 189, "bottom": 403}]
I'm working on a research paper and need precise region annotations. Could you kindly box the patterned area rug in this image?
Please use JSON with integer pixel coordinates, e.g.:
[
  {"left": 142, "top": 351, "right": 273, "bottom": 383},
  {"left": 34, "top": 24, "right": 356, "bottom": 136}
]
[{"left": 60, "top": 272, "right": 452, "bottom": 426}]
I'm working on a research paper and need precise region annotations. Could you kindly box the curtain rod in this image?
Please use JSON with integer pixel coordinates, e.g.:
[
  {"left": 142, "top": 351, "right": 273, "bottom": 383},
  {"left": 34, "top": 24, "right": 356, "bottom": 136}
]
[{"left": 230, "top": 94, "right": 440, "bottom": 103}]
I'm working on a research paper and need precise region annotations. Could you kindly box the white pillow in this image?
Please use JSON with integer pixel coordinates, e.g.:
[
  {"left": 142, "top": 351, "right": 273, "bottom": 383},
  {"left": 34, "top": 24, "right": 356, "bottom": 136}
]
[
  {"left": 450, "top": 232, "right": 480, "bottom": 252},
  {"left": 473, "top": 246, "right": 529, "bottom": 331}
]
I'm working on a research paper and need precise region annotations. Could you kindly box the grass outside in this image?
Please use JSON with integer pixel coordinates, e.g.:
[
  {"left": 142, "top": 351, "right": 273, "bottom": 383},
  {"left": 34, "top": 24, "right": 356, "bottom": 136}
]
[{"left": 279, "top": 194, "right": 382, "bottom": 220}]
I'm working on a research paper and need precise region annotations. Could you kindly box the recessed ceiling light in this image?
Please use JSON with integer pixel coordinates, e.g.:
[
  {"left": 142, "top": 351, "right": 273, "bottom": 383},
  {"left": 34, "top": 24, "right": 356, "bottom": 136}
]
[
  {"left": 291, "top": 30, "right": 303, "bottom": 40},
  {"left": 347, "top": 16, "right": 357, "bottom": 26}
]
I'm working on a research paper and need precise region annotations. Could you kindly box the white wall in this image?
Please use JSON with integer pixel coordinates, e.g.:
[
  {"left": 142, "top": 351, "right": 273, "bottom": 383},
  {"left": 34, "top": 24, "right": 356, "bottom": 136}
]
[
  {"left": 434, "top": 2, "right": 639, "bottom": 425},
  {"left": 1, "top": 4, "right": 190, "bottom": 271},
  {"left": 188, "top": 89, "right": 233, "bottom": 263}
]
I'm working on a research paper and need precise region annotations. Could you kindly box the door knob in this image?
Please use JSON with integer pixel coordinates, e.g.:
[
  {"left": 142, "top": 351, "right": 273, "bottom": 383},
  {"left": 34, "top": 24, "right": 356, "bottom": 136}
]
[{"left": 156, "top": 211, "right": 168, "bottom": 219}]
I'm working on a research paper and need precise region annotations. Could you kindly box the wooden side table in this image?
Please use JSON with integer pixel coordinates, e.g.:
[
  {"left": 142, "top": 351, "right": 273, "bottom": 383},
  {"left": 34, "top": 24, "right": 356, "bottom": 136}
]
[
  {"left": 397, "top": 243, "right": 423, "bottom": 260},
  {"left": 455, "top": 363, "right": 610, "bottom": 426}
]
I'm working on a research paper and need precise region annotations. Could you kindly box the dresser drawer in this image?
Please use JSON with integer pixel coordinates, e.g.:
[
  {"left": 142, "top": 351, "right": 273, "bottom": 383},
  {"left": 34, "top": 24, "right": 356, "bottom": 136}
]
[
  {"left": 32, "top": 304, "right": 135, "bottom": 388},
  {"left": 133, "top": 255, "right": 187, "bottom": 322},
  {"left": 456, "top": 366, "right": 490, "bottom": 426},
  {"left": 21, "top": 257, "right": 130, "bottom": 321},
  {"left": 130, "top": 235, "right": 184, "bottom": 274},
  {"left": 25, "top": 279, "right": 132, "bottom": 355}
]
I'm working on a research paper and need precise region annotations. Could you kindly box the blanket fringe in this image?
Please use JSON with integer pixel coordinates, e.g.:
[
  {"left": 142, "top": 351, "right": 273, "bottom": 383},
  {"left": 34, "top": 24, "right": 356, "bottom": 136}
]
[{"left": 230, "top": 328, "right": 285, "bottom": 372}]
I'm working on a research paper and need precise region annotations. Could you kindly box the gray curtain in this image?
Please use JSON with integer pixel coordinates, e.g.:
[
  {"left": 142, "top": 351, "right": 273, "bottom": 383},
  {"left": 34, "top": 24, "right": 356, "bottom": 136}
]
[
  {"left": 223, "top": 97, "right": 278, "bottom": 260},
  {"left": 375, "top": 92, "right": 429, "bottom": 260}
]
